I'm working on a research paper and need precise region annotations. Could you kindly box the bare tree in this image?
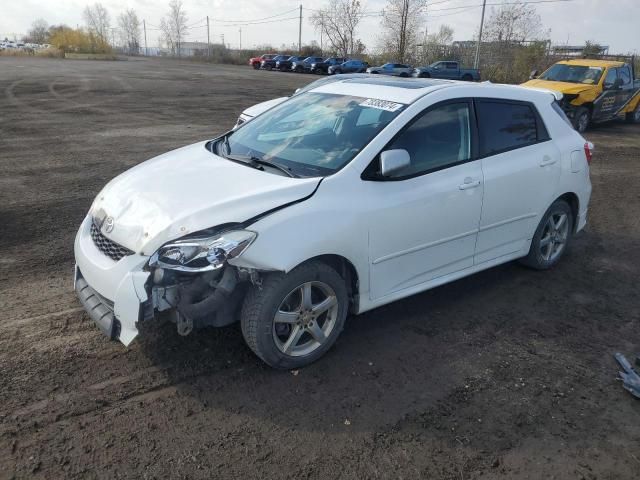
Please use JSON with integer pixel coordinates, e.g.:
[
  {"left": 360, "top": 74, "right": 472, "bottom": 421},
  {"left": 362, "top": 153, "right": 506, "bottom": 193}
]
[
  {"left": 160, "top": 0, "right": 188, "bottom": 56},
  {"left": 309, "top": 0, "right": 363, "bottom": 58},
  {"left": 482, "top": 1, "right": 545, "bottom": 44},
  {"left": 24, "top": 19, "right": 49, "bottom": 44},
  {"left": 380, "top": 0, "right": 427, "bottom": 63},
  {"left": 84, "top": 3, "right": 111, "bottom": 43},
  {"left": 427, "top": 24, "right": 454, "bottom": 46},
  {"left": 118, "top": 9, "right": 141, "bottom": 54}
]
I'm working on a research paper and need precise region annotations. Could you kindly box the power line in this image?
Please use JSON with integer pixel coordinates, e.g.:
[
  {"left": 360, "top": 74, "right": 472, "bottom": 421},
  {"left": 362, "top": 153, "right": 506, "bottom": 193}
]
[{"left": 211, "top": 8, "right": 299, "bottom": 24}]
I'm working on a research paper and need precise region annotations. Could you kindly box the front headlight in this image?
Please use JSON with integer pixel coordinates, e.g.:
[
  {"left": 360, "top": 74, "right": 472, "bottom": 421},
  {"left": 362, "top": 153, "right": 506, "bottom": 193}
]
[{"left": 149, "top": 230, "right": 257, "bottom": 272}]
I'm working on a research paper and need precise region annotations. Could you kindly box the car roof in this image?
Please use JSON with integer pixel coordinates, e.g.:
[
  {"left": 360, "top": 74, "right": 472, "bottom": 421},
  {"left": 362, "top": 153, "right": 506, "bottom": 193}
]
[
  {"left": 310, "top": 76, "right": 558, "bottom": 105},
  {"left": 559, "top": 59, "right": 624, "bottom": 68}
]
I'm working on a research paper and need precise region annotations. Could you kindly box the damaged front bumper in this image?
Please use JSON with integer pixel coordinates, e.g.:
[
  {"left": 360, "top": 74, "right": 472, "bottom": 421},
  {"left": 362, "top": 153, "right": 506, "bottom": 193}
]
[
  {"left": 74, "top": 215, "right": 255, "bottom": 345},
  {"left": 74, "top": 215, "right": 152, "bottom": 345}
]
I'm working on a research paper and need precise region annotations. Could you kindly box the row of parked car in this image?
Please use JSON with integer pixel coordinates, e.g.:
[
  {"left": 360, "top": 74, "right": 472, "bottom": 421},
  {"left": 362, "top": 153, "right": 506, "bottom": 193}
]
[
  {"left": 0, "top": 40, "right": 51, "bottom": 51},
  {"left": 248, "top": 54, "right": 481, "bottom": 81}
]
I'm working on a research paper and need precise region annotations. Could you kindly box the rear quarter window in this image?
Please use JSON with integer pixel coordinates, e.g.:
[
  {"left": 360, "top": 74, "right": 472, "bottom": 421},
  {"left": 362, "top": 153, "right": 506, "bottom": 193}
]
[{"left": 476, "top": 100, "right": 548, "bottom": 156}]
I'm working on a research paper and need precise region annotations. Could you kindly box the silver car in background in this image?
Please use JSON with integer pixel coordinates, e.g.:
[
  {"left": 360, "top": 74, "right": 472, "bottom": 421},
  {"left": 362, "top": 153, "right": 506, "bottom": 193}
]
[{"left": 367, "top": 63, "right": 413, "bottom": 77}]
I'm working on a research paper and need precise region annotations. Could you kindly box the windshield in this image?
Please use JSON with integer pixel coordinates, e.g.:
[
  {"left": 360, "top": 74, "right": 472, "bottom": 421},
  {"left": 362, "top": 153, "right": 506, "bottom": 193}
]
[
  {"left": 539, "top": 64, "right": 604, "bottom": 84},
  {"left": 223, "top": 92, "right": 405, "bottom": 177}
]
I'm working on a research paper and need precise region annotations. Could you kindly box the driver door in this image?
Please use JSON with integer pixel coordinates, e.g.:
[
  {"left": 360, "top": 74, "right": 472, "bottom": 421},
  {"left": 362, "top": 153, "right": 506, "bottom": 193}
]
[{"left": 364, "top": 100, "right": 484, "bottom": 300}]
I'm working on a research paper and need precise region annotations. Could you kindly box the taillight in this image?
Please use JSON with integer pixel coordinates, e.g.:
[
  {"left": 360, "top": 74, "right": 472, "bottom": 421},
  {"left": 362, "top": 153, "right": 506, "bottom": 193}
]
[{"left": 584, "top": 142, "right": 593, "bottom": 164}]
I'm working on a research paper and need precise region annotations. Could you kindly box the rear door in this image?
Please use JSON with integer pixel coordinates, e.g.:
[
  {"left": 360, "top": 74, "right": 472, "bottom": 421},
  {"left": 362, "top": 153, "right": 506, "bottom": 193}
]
[
  {"left": 613, "top": 65, "right": 637, "bottom": 116},
  {"left": 475, "top": 99, "right": 561, "bottom": 264}
]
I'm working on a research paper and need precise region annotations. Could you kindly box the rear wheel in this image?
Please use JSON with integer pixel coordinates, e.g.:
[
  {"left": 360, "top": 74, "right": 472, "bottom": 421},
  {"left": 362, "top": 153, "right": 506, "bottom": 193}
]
[
  {"left": 241, "top": 261, "right": 348, "bottom": 369},
  {"left": 625, "top": 102, "right": 640, "bottom": 124},
  {"left": 519, "top": 200, "right": 573, "bottom": 270},
  {"left": 462, "top": 74, "right": 473, "bottom": 81},
  {"left": 573, "top": 106, "right": 590, "bottom": 133},
  {"left": 399, "top": 72, "right": 409, "bottom": 77}
]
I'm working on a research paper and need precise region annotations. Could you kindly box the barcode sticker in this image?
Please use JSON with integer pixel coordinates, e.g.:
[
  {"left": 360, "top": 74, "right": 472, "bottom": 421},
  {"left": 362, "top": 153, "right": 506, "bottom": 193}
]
[{"left": 359, "top": 98, "right": 404, "bottom": 112}]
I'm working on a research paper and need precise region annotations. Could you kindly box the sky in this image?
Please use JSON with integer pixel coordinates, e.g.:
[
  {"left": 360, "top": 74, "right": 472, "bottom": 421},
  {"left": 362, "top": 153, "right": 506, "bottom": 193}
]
[{"left": 1, "top": 0, "right": 639, "bottom": 54}]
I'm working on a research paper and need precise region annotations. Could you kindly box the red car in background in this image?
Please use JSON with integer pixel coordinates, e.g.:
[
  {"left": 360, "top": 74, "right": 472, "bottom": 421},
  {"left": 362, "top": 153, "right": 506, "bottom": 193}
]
[{"left": 249, "top": 53, "right": 276, "bottom": 69}]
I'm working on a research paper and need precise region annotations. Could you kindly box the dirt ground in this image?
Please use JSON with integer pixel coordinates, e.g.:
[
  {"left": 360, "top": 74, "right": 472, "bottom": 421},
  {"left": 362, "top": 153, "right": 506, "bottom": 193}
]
[{"left": 1, "top": 57, "right": 639, "bottom": 480}]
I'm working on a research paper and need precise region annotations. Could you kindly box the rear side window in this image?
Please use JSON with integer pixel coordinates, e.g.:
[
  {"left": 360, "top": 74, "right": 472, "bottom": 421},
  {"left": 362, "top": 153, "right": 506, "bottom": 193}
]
[
  {"left": 476, "top": 101, "right": 544, "bottom": 156},
  {"left": 618, "top": 67, "right": 631, "bottom": 85}
]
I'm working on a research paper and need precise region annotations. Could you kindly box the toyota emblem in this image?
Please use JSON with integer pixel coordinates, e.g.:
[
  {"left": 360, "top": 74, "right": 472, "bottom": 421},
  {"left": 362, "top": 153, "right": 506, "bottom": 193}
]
[{"left": 104, "top": 216, "right": 115, "bottom": 233}]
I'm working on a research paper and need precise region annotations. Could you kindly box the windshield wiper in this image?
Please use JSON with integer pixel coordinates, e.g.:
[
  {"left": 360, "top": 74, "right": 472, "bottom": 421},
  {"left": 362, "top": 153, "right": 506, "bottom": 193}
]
[{"left": 225, "top": 153, "right": 297, "bottom": 178}]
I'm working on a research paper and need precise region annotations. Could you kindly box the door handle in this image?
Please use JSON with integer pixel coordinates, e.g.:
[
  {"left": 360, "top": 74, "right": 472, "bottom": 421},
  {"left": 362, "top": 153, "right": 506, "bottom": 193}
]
[
  {"left": 459, "top": 177, "right": 481, "bottom": 190},
  {"left": 540, "top": 155, "right": 557, "bottom": 167}
]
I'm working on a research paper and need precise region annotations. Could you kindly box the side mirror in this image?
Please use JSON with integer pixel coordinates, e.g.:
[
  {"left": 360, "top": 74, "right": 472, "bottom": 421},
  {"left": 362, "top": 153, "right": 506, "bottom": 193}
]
[
  {"left": 380, "top": 149, "right": 410, "bottom": 177},
  {"left": 529, "top": 69, "right": 539, "bottom": 79}
]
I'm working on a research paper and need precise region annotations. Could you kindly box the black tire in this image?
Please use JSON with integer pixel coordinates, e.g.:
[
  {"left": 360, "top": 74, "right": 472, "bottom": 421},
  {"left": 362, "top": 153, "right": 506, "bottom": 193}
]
[
  {"left": 399, "top": 72, "right": 409, "bottom": 77},
  {"left": 295, "top": 66, "right": 303, "bottom": 73},
  {"left": 241, "top": 261, "right": 349, "bottom": 369},
  {"left": 252, "top": 62, "right": 260, "bottom": 70},
  {"left": 265, "top": 64, "right": 272, "bottom": 71},
  {"left": 462, "top": 74, "right": 473, "bottom": 81},
  {"left": 421, "top": 72, "right": 430, "bottom": 78},
  {"left": 519, "top": 200, "right": 574, "bottom": 270},
  {"left": 370, "top": 70, "right": 379, "bottom": 74},
  {"left": 573, "top": 106, "right": 590, "bottom": 133},
  {"left": 625, "top": 102, "right": 640, "bottom": 124}
]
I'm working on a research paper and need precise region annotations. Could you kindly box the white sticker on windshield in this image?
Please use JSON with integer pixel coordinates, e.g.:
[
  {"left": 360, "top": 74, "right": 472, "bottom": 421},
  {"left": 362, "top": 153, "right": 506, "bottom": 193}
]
[{"left": 359, "top": 98, "right": 404, "bottom": 112}]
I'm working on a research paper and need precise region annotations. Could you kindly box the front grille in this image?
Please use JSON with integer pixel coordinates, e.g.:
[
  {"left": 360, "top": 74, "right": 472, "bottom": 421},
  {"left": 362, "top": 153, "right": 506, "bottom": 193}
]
[{"left": 90, "top": 221, "right": 133, "bottom": 261}]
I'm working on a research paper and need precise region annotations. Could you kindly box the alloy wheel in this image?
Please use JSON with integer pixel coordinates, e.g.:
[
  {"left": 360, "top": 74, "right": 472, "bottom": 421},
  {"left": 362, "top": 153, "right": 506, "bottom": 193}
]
[
  {"left": 272, "top": 281, "right": 339, "bottom": 357},
  {"left": 539, "top": 212, "right": 569, "bottom": 262}
]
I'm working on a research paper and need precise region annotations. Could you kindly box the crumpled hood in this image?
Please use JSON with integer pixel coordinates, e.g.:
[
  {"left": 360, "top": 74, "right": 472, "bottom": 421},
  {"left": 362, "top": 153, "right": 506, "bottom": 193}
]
[
  {"left": 521, "top": 79, "right": 595, "bottom": 95},
  {"left": 91, "top": 142, "right": 320, "bottom": 255}
]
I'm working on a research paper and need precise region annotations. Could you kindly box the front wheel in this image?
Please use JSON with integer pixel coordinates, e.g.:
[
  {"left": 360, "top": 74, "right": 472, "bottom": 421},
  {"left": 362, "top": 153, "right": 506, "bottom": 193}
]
[
  {"left": 241, "top": 261, "right": 348, "bottom": 369},
  {"left": 462, "top": 74, "right": 473, "bottom": 81},
  {"left": 399, "top": 72, "right": 409, "bottom": 77},
  {"left": 252, "top": 62, "right": 260, "bottom": 70},
  {"left": 573, "top": 106, "right": 590, "bottom": 133},
  {"left": 519, "top": 200, "right": 573, "bottom": 270}
]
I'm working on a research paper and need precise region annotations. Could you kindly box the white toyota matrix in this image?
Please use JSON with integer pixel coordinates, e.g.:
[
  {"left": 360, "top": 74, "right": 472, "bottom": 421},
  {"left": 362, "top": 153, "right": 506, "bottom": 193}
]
[{"left": 75, "top": 77, "right": 592, "bottom": 369}]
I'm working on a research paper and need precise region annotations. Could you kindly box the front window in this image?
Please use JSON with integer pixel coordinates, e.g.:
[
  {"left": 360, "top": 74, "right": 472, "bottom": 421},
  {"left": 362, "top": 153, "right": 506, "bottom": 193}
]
[
  {"left": 378, "top": 102, "right": 471, "bottom": 178},
  {"left": 221, "top": 93, "right": 405, "bottom": 177},
  {"left": 539, "top": 64, "right": 604, "bottom": 84}
]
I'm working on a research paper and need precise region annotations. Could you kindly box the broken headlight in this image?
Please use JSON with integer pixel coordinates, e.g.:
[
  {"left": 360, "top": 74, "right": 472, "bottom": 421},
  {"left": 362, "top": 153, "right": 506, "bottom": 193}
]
[{"left": 149, "top": 230, "right": 256, "bottom": 272}]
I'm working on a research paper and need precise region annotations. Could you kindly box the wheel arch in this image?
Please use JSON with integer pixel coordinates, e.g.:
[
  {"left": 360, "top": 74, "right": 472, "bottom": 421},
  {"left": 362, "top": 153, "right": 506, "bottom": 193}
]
[
  {"left": 556, "top": 192, "right": 580, "bottom": 233},
  {"left": 292, "top": 254, "right": 360, "bottom": 313}
]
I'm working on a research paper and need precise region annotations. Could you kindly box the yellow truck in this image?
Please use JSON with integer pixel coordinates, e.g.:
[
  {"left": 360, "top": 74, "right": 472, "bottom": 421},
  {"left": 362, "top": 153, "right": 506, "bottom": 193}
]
[{"left": 522, "top": 58, "right": 640, "bottom": 132}]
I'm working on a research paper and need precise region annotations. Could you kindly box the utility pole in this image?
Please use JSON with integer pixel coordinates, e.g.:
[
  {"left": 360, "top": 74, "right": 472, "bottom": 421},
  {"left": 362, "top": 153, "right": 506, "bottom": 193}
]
[
  {"left": 239, "top": 27, "right": 242, "bottom": 52},
  {"left": 298, "top": 4, "right": 302, "bottom": 53},
  {"left": 206, "top": 16, "right": 211, "bottom": 57},
  {"left": 473, "top": 0, "right": 487, "bottom": 70},
  {"left": 143, "top": 20, "right": 148, "bottom": 56},
  {"left": 221, "top": 34, "right": 225, "bottom": 49}
]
